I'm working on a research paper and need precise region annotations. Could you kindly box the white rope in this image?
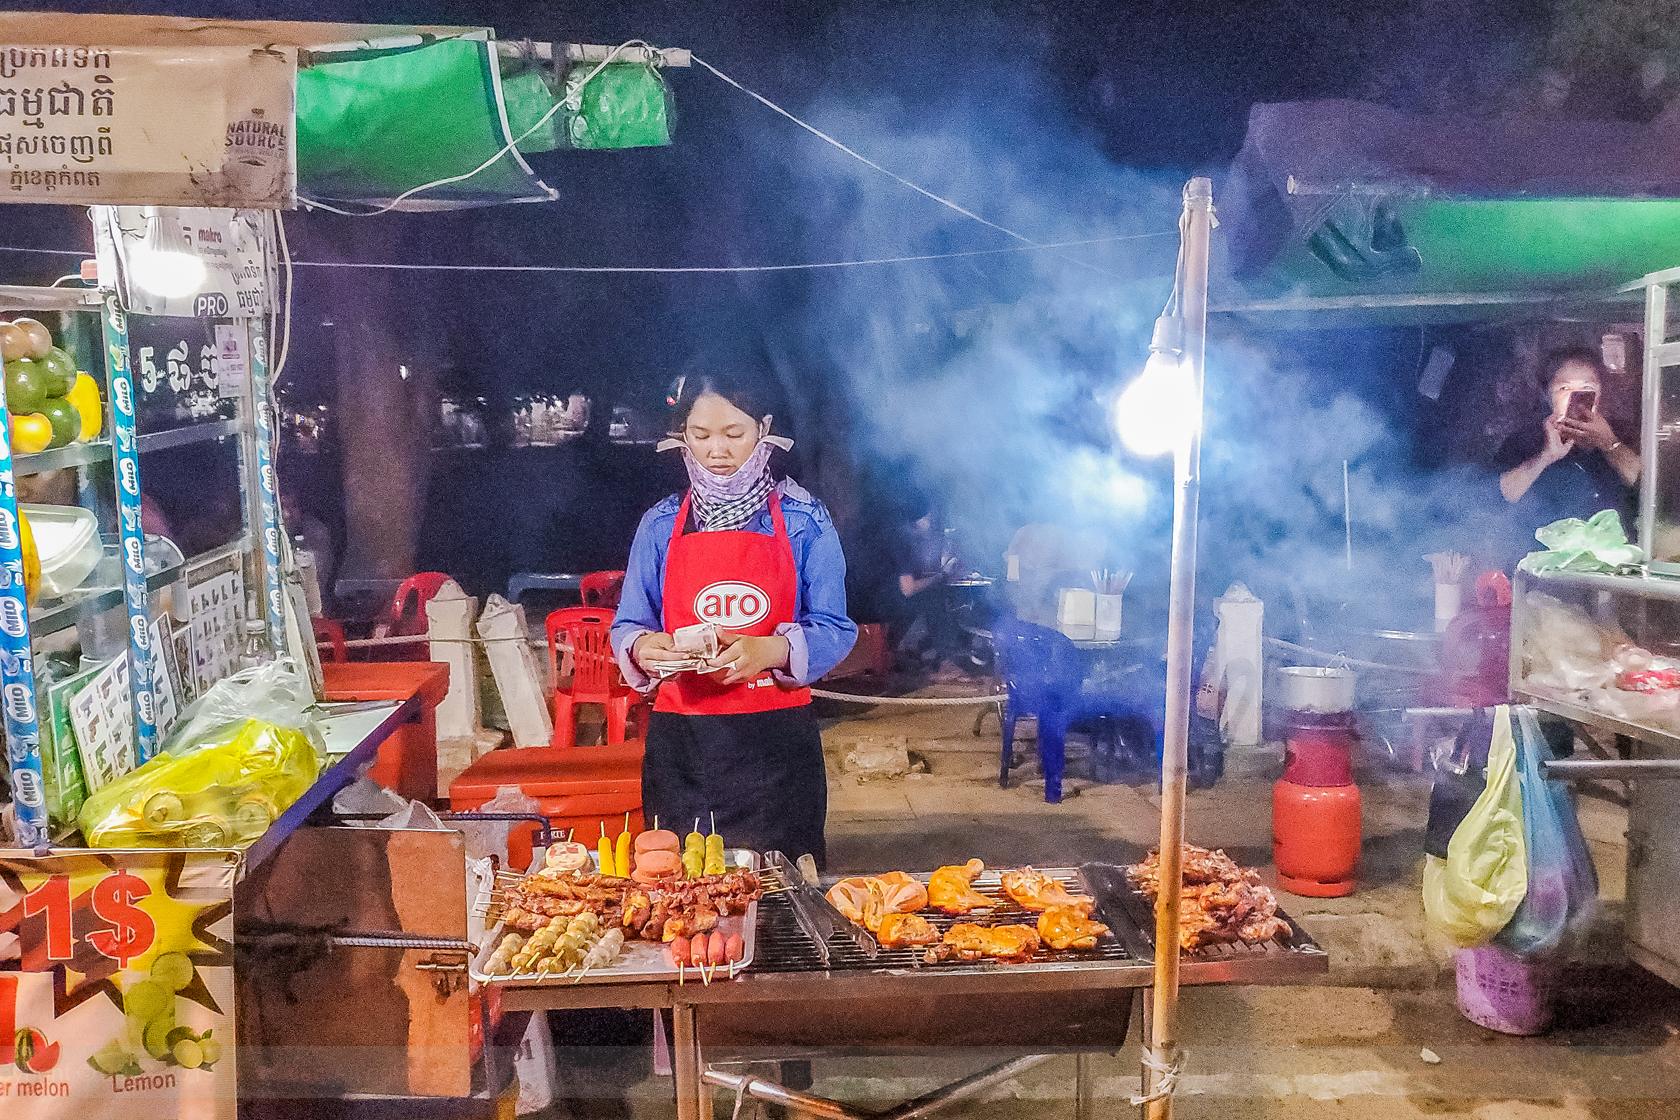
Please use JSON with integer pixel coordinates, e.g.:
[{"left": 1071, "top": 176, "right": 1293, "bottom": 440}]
[
  {"left": 338, "top": 633, "right": 542, "bottom": 648},
  {"left": 1128, "top": 1046, "right": 1185, "bottom": 1106},
  {"left": 808, "top": 688, "right": 1004, "bottom": 707},
  {"left": 285, "top": 232, "right": 1168, "bottom": 273}
]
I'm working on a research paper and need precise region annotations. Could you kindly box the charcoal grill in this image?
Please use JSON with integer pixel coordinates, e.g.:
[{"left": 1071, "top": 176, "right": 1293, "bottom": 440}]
[{"left": 497, "top": 861, "right": 1325, "bottom": 1120}]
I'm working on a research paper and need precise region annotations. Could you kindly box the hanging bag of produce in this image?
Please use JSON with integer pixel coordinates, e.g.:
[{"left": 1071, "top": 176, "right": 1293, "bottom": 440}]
[
  {"left": 1423, "top": 706, "right": 1528, "bottom": 947},
  {"left": 1495, "top": 707, "right": 1599, "bottom": 954}
]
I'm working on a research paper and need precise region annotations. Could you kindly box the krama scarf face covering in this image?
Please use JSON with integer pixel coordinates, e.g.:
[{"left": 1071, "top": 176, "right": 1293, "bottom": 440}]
[{"left": 658, "top": 434, "right": 794, "bottom": 531}]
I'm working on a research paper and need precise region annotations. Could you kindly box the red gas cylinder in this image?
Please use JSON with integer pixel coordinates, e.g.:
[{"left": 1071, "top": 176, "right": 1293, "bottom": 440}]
[{"left": 1273, "top": 711, "right": 1361, "bottom": 897}]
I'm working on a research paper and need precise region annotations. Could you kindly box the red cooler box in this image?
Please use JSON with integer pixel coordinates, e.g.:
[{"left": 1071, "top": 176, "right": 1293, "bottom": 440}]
[{"left": 449, "top": 742, "right": 645, "bottom": 870}]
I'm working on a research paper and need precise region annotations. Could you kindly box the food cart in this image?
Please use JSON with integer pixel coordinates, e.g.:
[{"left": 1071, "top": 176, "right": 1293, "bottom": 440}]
[{"left": 0, "top": 13, "right": 686, "bottom": 1119}]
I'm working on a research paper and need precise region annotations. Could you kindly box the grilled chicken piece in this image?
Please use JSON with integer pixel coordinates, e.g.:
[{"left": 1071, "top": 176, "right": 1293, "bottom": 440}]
[
  {"left": 1037, "top": 905, "right": 1110, "bottom": 950},
  {"left": 928, "top": 860, "right": 993, "bottom": 914},
  {"left": 827, "top": 872, "right": 932, "bottom": 931},
  {"left": 942, "top": 922, "right": 1040, "bottom": 962},
  {"left": 877, "top": 911, "right": 939, "bottom": 950},
  {"left": 1000, "top": 867, "right": 1095, "bottom": 914},
  {"left": 826, "top": 878, "right": 874, "bottom": 925}
]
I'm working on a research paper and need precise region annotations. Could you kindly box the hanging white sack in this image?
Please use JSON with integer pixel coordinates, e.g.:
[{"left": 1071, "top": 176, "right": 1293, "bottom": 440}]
[
  {"left": 428, "top": 580, "right": 481, "bottom": 741},
  {"left": 1195, "top": 583, "right": 1264, "bottom": 746},
  {"left": 477, "top": 594, "right": 554, "bottom": 748}
]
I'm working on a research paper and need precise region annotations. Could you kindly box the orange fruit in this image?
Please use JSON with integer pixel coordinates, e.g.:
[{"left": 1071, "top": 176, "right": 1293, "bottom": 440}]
[{"left": 9, "top": 412, "right": 51, "bottom": 454}]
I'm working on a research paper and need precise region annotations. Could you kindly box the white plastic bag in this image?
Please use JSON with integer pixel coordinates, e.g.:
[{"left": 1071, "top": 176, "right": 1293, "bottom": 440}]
[
  {"left": 455, "top": 784, "right": 543, "bottom": 866},
  {"left": 513, "top": 1011, "right": 556, "bottom": 1114}
]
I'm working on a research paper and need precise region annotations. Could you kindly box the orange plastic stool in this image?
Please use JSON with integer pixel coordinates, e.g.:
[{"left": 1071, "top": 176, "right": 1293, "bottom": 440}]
[
  {"left": 372, "top": 572, "right": 453, "bottom": 661},
  {"left": 312, "top": 617, "right": 348, "bottom": 663},
  {"left": 580, "top": 570, "right": 626, "bottom": 609},
  {"left": 546, "top": 607, "right": 647, "bottom": 748}
]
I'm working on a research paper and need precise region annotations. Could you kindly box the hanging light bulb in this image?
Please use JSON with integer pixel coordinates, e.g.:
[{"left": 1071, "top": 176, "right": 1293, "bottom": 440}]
[
  {"left": 129, "top": 208, "right": 206, "bottom": 299},
  {"left": 1115, "top": 313, "right": 1197, "bottom": 458}
]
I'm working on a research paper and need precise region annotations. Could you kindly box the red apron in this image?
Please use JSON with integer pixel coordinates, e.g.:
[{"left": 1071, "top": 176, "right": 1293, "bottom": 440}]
[{"left": 657, "top": 491, "right": 812, "bottom": 715}]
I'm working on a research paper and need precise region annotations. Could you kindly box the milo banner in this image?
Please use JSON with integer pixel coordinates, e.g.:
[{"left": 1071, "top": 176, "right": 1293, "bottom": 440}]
[
  {"left": 0, "top": 41, "right": 296, "bottom": 207},
  {"left": 0, "top": 849, "right": 237, "bottom": 1119}
]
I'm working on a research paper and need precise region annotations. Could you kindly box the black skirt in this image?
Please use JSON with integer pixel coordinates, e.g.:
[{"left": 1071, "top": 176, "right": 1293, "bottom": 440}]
[{"left": 642, "top": 706, "right": 827, "bottom": 868}]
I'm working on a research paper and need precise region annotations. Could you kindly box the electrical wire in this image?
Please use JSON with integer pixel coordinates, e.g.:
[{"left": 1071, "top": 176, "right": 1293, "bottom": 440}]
[
  {"left": 690, "top": 55, "right": 1123, "bottom": 280},
  {"left": 280, "top": 231, "right": 1169, "bottom": 274}
]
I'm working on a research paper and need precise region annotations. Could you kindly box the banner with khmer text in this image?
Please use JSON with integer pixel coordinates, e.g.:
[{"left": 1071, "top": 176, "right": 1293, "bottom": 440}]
[{"left": 0, "top": 43, "right": 295, "bottom": 208}]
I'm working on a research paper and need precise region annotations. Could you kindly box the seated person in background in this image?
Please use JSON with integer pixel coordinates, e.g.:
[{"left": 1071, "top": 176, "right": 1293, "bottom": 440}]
[
  {"left": 1495, "top": 346, "right": 1639, "bottom": 568},
  {"left": 889, "top": 500, "right": 962, "bottom": 671}
]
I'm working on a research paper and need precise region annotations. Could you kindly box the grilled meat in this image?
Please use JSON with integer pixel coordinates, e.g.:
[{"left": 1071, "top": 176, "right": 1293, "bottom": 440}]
[
  {"left": 1126, "top": 845, "right": 1291, "bottom": 951},
  {"left": 876, "top": 911, "right": 939, "bottom": 950},
  {"left": 1037, "top": 905, "right": 1110, "bottom": 950},
  {"left": 928, "top": 860, "right": 993, "bottom": 914},
  {"left": 942, "top": 922, "right": 1040, "bottom": 962},
  {"left": 826, "top": 871, "right": 930, "bottom": 932},
  {"left": 1000, "top": 867, "right": 1094, "bottom": 914}
]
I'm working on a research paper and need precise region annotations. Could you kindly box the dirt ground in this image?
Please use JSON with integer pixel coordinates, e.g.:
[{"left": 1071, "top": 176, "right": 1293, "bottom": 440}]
[{"left": 533, "top": 696, "right": 1680, "bottom": 1119}]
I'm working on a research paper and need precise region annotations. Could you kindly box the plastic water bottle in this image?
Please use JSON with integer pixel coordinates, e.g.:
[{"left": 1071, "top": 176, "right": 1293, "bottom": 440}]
[{"left": 238, "top": 596, "right": 273, "bottom": 672}]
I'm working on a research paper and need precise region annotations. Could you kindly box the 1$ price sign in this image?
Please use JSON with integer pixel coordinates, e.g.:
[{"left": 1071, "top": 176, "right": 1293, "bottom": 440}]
[{"left": 21, "top": 869, "right": 156, "bottom": 968}]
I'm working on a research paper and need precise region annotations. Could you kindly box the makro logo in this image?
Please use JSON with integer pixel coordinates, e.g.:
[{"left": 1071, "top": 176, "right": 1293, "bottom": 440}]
[{"left": 692, "top": 581, "right": 770, "bottom": 629}]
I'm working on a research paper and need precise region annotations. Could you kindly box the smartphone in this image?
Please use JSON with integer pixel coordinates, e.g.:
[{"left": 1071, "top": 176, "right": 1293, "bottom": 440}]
[{"left": 1565, "top": 388, "right": 1598, "bottom": 422}]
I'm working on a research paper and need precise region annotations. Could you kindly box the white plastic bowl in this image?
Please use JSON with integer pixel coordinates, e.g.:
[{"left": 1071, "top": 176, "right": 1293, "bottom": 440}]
[{"left": 22, "top": 503, "right": 101, "bottom": 598}]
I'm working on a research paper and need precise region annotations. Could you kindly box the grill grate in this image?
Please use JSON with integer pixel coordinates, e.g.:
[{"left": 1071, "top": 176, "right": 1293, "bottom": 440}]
[
  {"left": 1078, "top": 862, "right": 1323, "bottom": 963},
  {"left": 753, "top": 868, "right": 1136, "bottom": 974}
]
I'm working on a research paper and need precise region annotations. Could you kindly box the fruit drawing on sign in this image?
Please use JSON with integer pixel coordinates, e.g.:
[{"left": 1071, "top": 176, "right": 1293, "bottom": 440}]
[
  {"left": 14, "top": 1027, "right": 60, "bottom": 1072},
  {"left": 86, "top": 869, "right": 156, "bottom": 967},
  {"left": 693, "top": 581, "right": 771, "bottom": 629}
]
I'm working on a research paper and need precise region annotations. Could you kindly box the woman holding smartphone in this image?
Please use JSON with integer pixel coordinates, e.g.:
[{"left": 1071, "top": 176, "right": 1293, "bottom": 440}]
[{"left": 1492, "top": 347, "right": 1639, "bottom": 564}]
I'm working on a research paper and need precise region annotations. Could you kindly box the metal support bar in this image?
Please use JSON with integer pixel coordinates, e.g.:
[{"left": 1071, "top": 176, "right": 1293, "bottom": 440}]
[
  {"left": 1545, "top": 758, "right": 1680, "bottom": 779},
  {"left": 1075, "top": 1053, "right": 1094, "bottom": 1120},
  {"left": 1641, "top": 281, "right": 1667, "bottom": 557},
  {"left": 702, "top": 1054, "right": 1056, "bottom": 1120}
]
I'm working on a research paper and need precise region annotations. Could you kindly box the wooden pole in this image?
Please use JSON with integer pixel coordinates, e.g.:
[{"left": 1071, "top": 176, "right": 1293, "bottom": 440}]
[{"left": 1146, "top": 176, "right": 1213, "bottom": 1120}]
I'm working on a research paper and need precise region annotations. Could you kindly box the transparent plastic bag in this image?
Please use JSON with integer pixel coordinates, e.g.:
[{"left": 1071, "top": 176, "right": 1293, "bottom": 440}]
[
  {"left": 1495, "top": 708, "right": 1598, "bottom": 954},
  {"left": 78, "top": 717, "right": 321, "bottom": 849},
  {"left": 1423, "top": 706, "right": 1528, "bottom": 947},
  {"left": 161, "top": 658, "right": 325, "bottom": 760}
]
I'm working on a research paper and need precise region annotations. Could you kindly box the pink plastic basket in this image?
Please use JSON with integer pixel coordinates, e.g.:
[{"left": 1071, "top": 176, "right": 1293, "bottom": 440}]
[{"left": 1454, "top": 944, "right": 1557, "bottom": 1035}]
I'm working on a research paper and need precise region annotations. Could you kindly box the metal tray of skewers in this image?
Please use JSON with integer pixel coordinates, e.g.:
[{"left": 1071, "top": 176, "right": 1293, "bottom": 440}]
[{"left": 471, "top": 849, "right": 765, "bottom": 986}]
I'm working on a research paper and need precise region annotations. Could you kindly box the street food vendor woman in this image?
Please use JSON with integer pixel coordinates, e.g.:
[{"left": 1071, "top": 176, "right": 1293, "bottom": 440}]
[{"left": 611, "top": 370, "right": 857, "bottom": 866}]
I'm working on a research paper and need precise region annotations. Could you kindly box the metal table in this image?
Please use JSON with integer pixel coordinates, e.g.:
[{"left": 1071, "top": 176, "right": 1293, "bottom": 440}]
[{"left": 494, "top": 864, "right": 1326, "bottom": 1120}]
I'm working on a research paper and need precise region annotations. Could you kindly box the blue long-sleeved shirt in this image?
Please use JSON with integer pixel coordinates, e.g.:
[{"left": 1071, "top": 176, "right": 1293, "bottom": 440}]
[{"left": 611, "top": 480, "right": 857, "bottom": 692}]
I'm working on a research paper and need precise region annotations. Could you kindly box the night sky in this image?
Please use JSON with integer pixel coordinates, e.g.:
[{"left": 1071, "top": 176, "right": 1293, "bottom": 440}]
[{"left": 0, "top": 1, "right": 1573, "bottom": 618}]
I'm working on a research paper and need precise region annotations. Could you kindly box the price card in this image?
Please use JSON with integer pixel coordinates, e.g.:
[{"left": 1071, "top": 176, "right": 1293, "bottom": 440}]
[{"left": 0, "top": 850, "right": 237, "bottom": 1120}]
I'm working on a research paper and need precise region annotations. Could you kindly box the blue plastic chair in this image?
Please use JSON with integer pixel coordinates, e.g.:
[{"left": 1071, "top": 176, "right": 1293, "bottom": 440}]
[{"left": 993, "top": 618, "right": 1159, "bottom": 803}]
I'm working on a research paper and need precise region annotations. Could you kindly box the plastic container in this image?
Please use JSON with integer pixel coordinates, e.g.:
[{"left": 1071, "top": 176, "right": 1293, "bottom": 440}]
[
  {"left": 1454, "top": 944, "right": 1558, "bottom": 1035},
  {"left": 22, "top": 504, "right": 100, "bottom": 598},
  {"left": 449, "top": 741, "right": 645, "bottom": 871}
]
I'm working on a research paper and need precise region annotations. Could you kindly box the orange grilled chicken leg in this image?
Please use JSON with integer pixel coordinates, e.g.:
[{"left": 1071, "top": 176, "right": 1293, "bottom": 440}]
[
  {"left": 999, "top": 867, "right": 1095, "bottom": 914},
  {"left": 928, "top": 859, "right": 993, "bottom": 914},
  {"left": 877, "top": 911, "right": 939, "bottom": 949},
  {"left": 1037, "top": 905, "right": 1110, "bottom": 950}
]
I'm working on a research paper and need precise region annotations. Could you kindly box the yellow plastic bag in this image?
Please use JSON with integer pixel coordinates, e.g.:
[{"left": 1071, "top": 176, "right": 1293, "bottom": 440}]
[
  {"left": 1423, "top": 706, "right": 1527, "bottom": 947},
  {"left": 78, "top": 718, "right": 320, "bottom": 849}
]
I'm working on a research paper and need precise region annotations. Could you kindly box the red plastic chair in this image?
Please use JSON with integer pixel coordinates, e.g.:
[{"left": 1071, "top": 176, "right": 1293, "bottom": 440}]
[
  {"left": 372, "top": 572, "right": 452, "bottom": 661},
  {"left": 546, "top": 606, "right": 646, "bottom": 749},
  {"left": 580, "top": 570, "right": 626, "bottom": 609},
  {"left": 312, "top": 617, "right": 348, "bottom": 663}
]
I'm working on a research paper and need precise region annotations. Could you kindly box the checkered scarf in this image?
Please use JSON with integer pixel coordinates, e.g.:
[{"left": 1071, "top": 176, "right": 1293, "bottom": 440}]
[{"left": 682, "top": 439, "right": 776, "bottom": 531}]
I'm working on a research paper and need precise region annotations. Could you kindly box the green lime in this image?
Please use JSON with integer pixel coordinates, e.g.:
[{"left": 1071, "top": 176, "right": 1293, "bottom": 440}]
[
  {"left": 5, "top": 358, "right": 47, "bottom": 415},
  {"left": 150, "top": 951, "right": 195, "bottom": 992},
  {"left": 39, "top": 348, "right": 74, "bottom": 396},
  {"left": 123, "top": 979, "right": 171, "bottom": 1020},
  {"left": 88, "top": 1040, "right": 136, "bottom": 1076},
  {"left": 143, "top": 1012, "right": 177, "bottom": 1059},
  {"left": 39, "top": 398, "right": 77, "bottom": 449},
  {"left": 165, "top": 1025, "right": 196, "bottom": 1048},
  {"left": 199, "top": 1037, "right": 222, "bottom": 1065},
  {"left": 172, "top": 1038, "right": 203, "bottom": 1069}
]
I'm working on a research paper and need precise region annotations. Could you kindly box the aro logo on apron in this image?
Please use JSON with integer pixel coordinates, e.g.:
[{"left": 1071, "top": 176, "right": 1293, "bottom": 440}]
[{"left": 693, "top": 581, "right": 771, "bottom": 629}]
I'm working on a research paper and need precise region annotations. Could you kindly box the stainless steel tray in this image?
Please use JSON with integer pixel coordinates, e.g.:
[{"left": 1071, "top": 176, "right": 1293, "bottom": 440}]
[{"left": 471, "top": 849, "right": 760, "bottom": 986}]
